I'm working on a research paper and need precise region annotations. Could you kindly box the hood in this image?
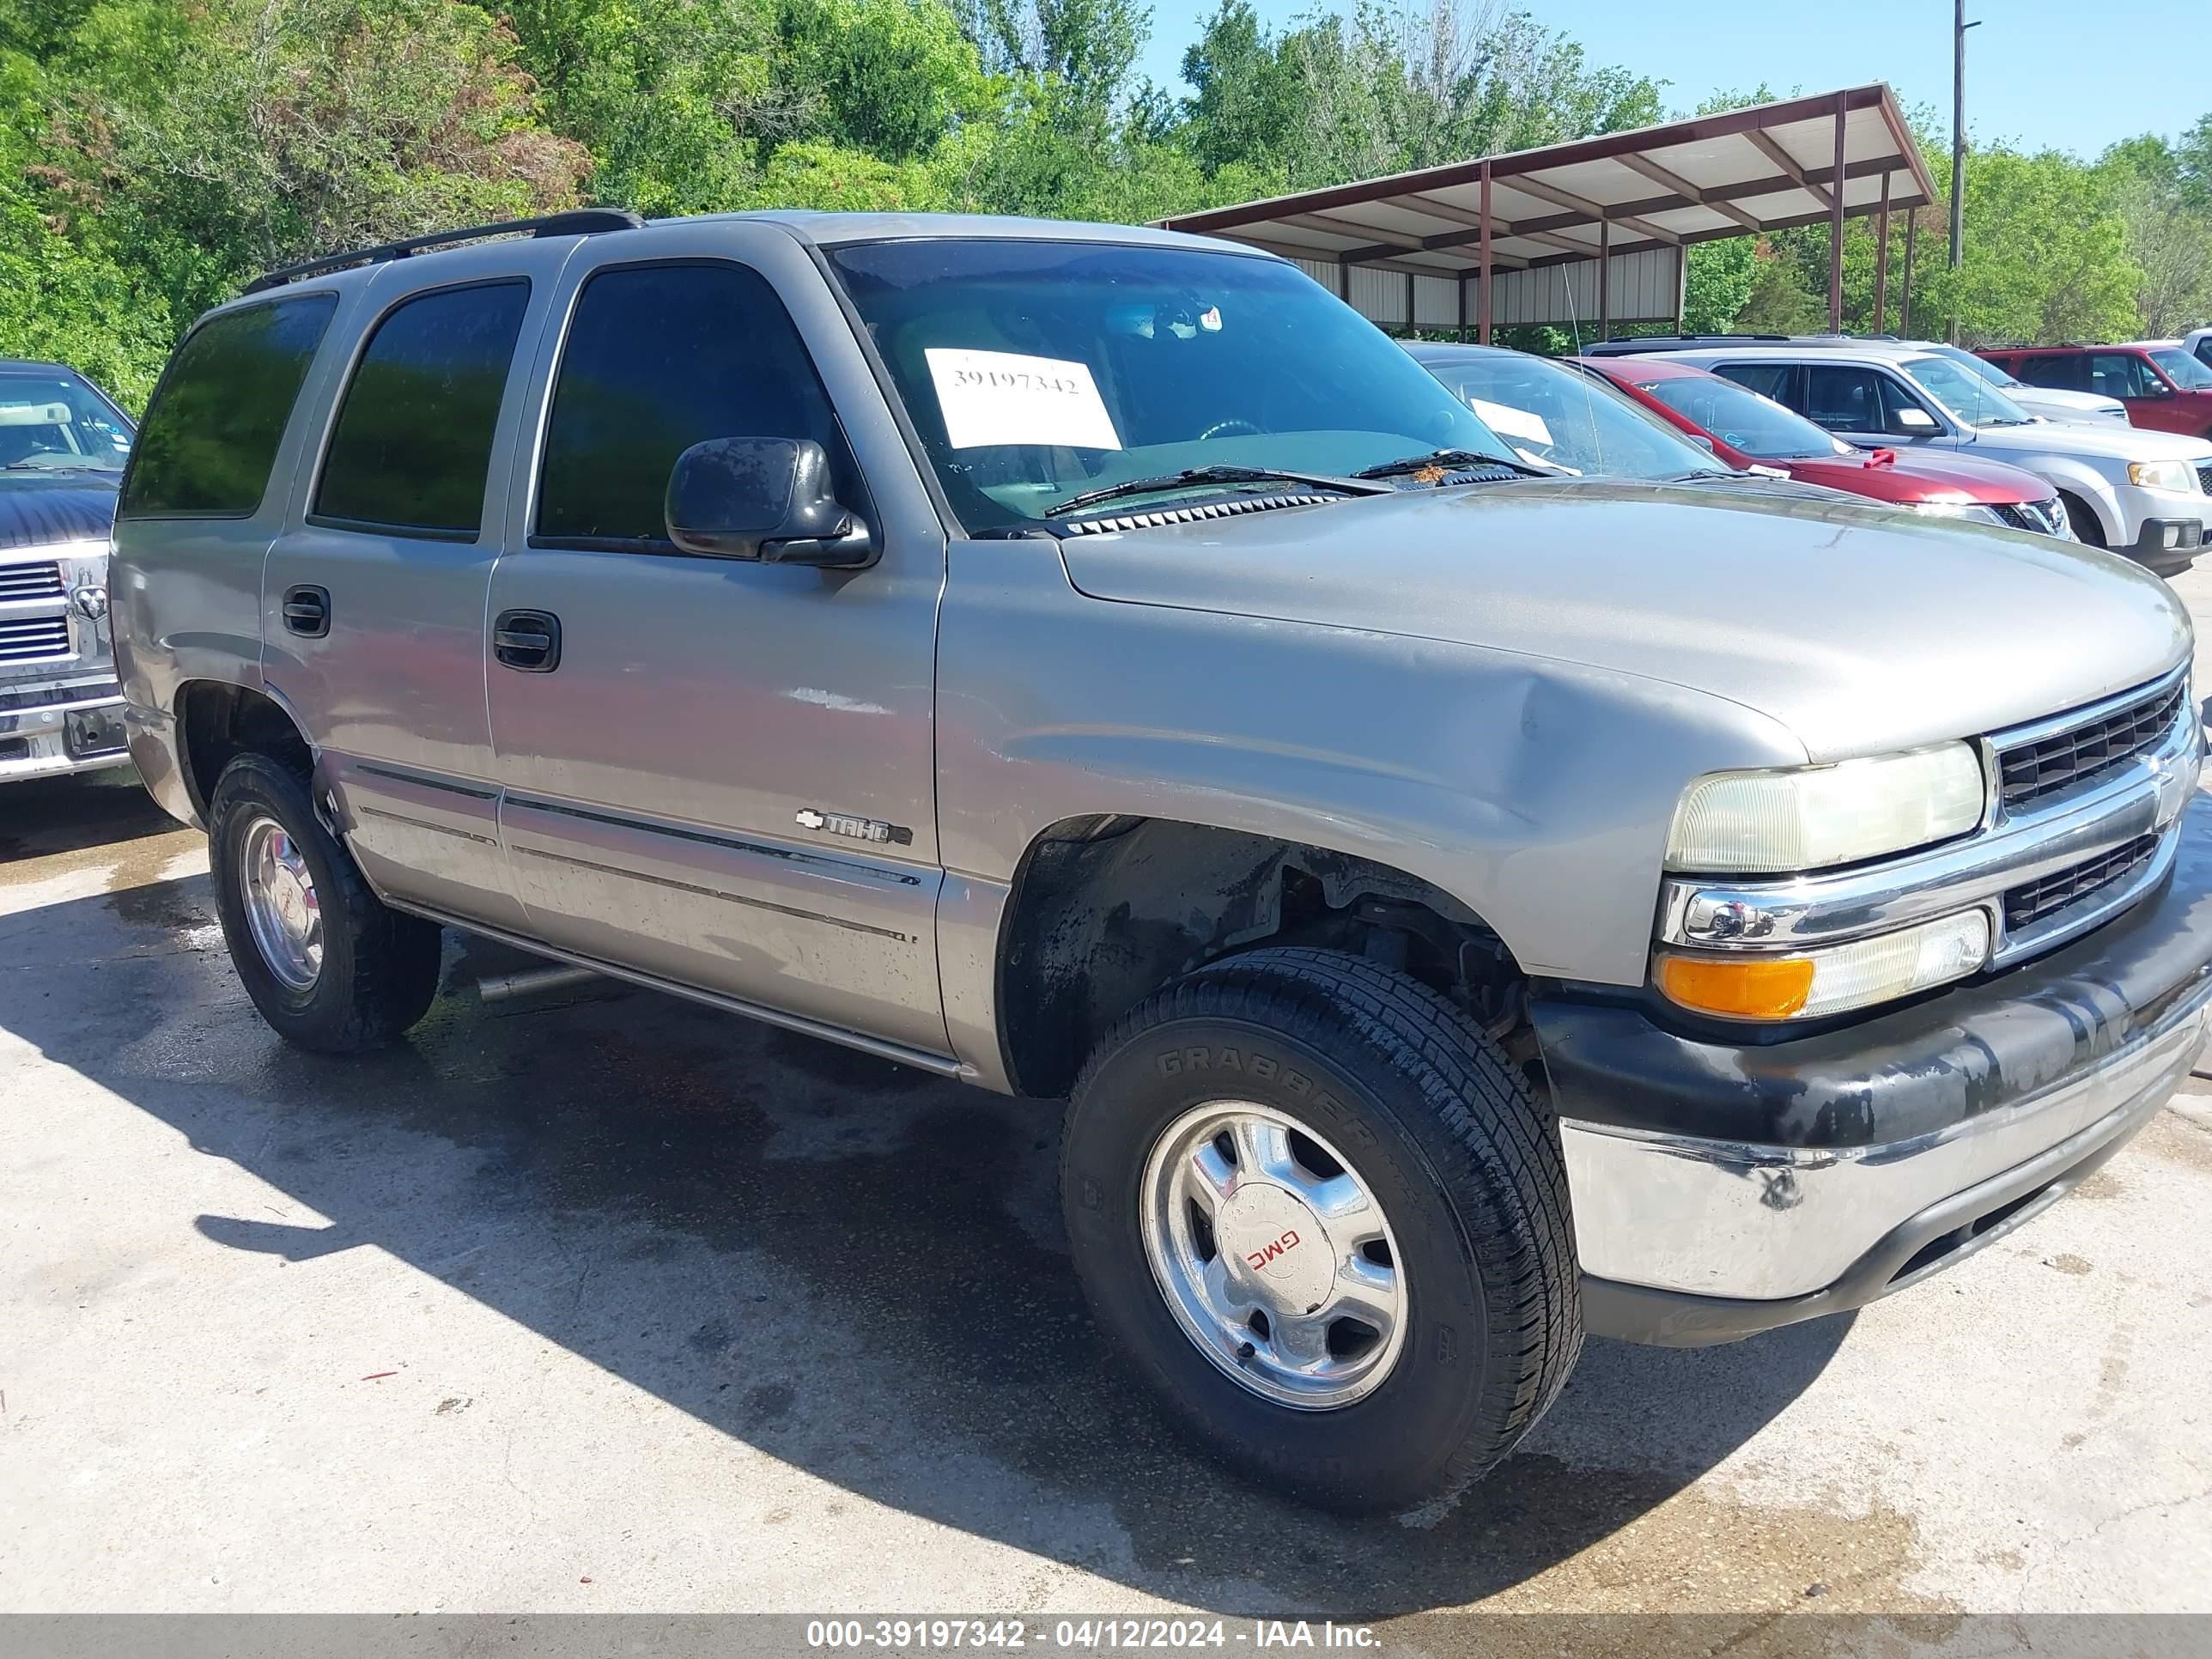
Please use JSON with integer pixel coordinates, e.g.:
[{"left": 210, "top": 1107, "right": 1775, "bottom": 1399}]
[
  {"left": 1964, "top": 420, "right": 2212, "bottom": 463},
  {"left": 0, "top": 472, "right": 120, "bottom": 554},
  {"left": 1054, "top": 478, "right": 2190, "bottom": 763},
  {"left": 2010, "top": 386, "right": 2127, "bottom": 417},
  {"left": 1789, "top": 448, "right": 2051, "bottom": 504}
]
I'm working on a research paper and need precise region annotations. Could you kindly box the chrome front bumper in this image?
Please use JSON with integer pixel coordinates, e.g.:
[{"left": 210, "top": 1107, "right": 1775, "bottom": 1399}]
[
  {"left": 1561, "top": 974, "right": 2206, "bottom": 1304},
  {"left": 1536, "top": 789, "right": 2212, "bottom": 1346},
  {"left": 0, "top": 681, "right": 131, "bottom": 782}
]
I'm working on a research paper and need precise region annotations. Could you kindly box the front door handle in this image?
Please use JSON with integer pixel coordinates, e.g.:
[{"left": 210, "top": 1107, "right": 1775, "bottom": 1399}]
[
  {"left": 493, "top": 609, "right": 562, "bottom": 672},
  {"left": 282, "top": 585, "right": 330, "bottom": 638}
]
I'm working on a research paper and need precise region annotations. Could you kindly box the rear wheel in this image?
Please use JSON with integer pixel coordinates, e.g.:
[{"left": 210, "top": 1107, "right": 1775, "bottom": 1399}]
[
  {"left": 1060, "top": 946, "right": 1582, "bottom": 1512},
  {"left": 208, "top": 754, "right": 442, "bottom": 1052}
]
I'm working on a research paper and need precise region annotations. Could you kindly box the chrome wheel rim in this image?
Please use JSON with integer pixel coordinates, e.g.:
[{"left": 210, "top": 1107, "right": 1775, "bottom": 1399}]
[
  {"left": 1139, "top": 1101, "right": 1408, "bottom": 1410},
  {"left": 239, "top": 816, "right": 323, "bottom": 993}
]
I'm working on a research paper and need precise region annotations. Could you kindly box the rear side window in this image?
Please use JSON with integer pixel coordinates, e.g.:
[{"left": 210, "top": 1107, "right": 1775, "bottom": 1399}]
[
  {"left": 1712, "top": 362, "right": 1795, "bottom": 403},
  {"left": 313, "top": 280, "right": 530, "bottom": 538},
  {"left": 118, "top": 295, "right": 337, "bottom": 519},
  {"left": 534, "top": 262, "right": 856, "bottom": 548},
  {"left": 2018, "top": 354, "right": 2083, "bottom": 391}
]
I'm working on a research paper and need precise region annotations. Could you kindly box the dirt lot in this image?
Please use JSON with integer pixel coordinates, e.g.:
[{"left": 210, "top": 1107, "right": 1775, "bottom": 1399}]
[{"left": 6, "top": 562, "right": 2212, "bottom": 1621}]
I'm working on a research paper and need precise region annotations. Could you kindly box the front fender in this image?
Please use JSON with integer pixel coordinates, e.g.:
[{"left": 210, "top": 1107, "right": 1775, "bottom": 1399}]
[
  {"left": 2027, "top": 456, "right": 2124, "bottom": 543},
  {"left": 935, "top": 538, "right": 1806, "bottom": 988}
]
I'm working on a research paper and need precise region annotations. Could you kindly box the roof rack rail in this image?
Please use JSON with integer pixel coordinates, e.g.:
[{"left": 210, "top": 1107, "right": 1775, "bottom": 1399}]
[
  {"left": 1578, "top": 333, "right": 1792, "bottom": 356},
  {"left": 242, "top": 208, "right": 645, "bottom": 295}
]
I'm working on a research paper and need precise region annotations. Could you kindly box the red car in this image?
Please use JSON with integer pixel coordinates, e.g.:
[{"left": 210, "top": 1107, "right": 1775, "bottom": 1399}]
[
  {"left": 1978, "top": 343, "right": 2212, "bottom": 441},
  {"left": 1574, "top": 355, "right": 2073, "bottom": 536}
]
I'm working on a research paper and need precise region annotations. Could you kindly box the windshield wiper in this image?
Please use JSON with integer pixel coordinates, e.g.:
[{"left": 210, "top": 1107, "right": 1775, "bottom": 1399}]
[
  {"left": 1045, "top": 465, "right": 1392, "bottom": 518},
  {"left": 1352, "top": 447, "right": 1556, "bottom": 481}
]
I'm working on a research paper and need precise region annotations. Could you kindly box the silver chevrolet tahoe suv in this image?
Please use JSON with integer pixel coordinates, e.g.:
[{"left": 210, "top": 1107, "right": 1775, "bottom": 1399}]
[{"left": 111, "top": 210, "right": 2212, "bottom": 1513}]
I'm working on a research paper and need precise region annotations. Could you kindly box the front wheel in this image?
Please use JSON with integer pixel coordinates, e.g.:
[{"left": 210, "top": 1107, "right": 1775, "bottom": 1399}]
[
  {"left": 1060, "top": 947, "right": 1582, "bottom": 1512},
  {"left": 208, "top": 753, "right": 443, "bottom": 1053}
]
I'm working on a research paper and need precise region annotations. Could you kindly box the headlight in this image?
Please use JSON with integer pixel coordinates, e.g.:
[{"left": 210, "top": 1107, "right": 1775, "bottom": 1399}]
[
  {"left": 2128, "top": 459, "right": 2197, "bottom": 493},
  {"left": 1665, "top": 743, "right": 1987, "bottom": 874},
  {"left": 1911, "top": 500, "right": 2007, "bottom": 526},
  {"left": 1656, "top": 909, "right": 1991, "bottom": 1021}
]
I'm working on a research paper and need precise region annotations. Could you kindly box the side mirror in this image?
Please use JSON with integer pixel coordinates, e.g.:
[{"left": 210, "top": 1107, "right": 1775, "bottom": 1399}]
[
  {"left": 1893, "top": 406, "right": 1940, "bottom": 434},
  {"left": 1689, "top": 434, "right": 1717, "bottom": 453},
  {"left": 665, "top": 437, "right": 873, "bottom": 567},
  {"left": 2143, "top": 380, "right": 2176, "bottom": 399}
]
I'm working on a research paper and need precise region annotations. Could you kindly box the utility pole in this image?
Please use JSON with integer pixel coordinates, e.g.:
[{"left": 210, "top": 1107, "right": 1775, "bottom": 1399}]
[{"left": 1948, "top": 0, "right": 1979, "bottom": 343}]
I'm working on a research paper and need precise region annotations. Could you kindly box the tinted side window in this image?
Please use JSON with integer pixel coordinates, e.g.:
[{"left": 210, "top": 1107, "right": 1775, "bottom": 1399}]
[
  {"left": 536, "top": 262, "right": 856, "bottom": 547},
  {"left": 313, "top": 281, "right": 530, "bottom": 538},
  {"left": 118, "top": 295, "right": 337, "bottom": 519},
  {"left": 1801, "top": 366, "right": 1884, "bottom": 430},
  {"left": 2087, "top": 354, "right": 2153, "bottom": 399},
  {"left": 2017, "top": 355, "right": 2081, "bottom": 391},
  {"left": 1712, "top": 362, "right": 1795, "bottom": 402}
]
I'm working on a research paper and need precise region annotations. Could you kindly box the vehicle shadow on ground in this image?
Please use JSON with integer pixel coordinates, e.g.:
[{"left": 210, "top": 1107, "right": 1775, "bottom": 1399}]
[
  {"left": 5, "top": 872, "right": 1850, "bottom": 1615},
  {"left": 0, "top": 769, "right": 178, "bottom": 864}
]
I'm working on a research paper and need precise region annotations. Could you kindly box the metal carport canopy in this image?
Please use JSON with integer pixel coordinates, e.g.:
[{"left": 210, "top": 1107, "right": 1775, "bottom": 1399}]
[{"left": 1155, "top": 85, "right": 1936, "bottom": 339}]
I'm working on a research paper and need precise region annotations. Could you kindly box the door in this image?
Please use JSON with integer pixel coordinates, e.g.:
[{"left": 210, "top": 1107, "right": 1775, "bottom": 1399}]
[
  {"left": 2088, "top": 352, "right": 2190, "bottom": 434},
  {"left": 483, "top": 228, "right": 950, "bottom": 1054},
  {"left": 263, "top": 246, "right": 558, "bottom": 933}
]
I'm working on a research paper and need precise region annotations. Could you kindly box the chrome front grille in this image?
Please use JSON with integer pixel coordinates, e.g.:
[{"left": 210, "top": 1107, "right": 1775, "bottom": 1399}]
[
  {"left": 0, "top": 560, "right": 65, "bottom": 601},
  {"left": 2004, "top": 835, "right": 2160, "bottom": 930},
  {"left": 0, "top": 615, "right": 70, "bottom": 663},
  {"left": 1996, "top": 678, "right": 2187, "bottom": 811}
]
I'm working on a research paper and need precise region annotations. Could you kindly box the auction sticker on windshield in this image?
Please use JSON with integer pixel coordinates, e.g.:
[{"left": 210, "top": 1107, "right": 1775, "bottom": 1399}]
[{"left": 925, "top": 349, "right": 1122, "bottom": 451}]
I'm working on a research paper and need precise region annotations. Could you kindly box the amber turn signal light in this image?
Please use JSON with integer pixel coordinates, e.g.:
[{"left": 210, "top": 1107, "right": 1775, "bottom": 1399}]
[{"left": 1655, "top": 953, "right": 1816, "bottom": 1020}]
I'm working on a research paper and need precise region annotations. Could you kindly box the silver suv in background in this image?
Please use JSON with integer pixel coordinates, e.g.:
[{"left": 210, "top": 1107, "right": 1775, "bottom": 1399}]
[
  {"left": 1595, "top": 339, "right": 2212, "bottom": 572},
  {"left": 1916, "top": 342, "right": 2131, "bottom": 427},
  {"left": 1579, "top": 333, "right": 2130, "bottom": 425},
  {"left": 0, "top": 360, "right": 136, "bottom": 783},
  {"left": 110, "top": 210, "right": 2212, "bottom": 1513}
]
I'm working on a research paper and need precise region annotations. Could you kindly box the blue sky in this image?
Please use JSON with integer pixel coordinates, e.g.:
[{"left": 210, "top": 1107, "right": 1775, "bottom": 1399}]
[{"left": 1135, "top": 0, "right": 2209, "bottom": 160}]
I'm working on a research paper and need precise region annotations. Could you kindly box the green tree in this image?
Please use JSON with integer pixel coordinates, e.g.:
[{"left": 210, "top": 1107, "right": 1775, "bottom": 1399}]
[
  {"left": 0, "top": 188, "right": 173, "bottom": 409},
  {"left": 38, "top": 0, "right": 586, "bottom": 320},
  {"left": 2098, "top": 132, "right": 2212, "bottom": 337},
  {"left": 1681, "top": 237, "right": 1756, "bottom": 335}
]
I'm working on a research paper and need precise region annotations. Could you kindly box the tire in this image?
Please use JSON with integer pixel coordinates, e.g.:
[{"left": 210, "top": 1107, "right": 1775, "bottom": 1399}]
[
  {"left": 207, "top": 752, "right": 443, "bottom": 1053},
  {"left": 1060, "top": 945, "right": 1582, "bottom": 1513},
  {"left": 2059, "top": 494, "right": 2106, "bottom": 548}
]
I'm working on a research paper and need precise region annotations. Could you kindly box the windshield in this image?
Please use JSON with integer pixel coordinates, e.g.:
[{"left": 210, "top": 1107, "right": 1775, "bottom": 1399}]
[
  {"left": 2150, "top": 348, "right": 2212, "bottom": 391},
  {"left": 0, "top": 370, "right": 135, "bottom": 471},
  {"left": 1904, "top": 355, "right": 2033, "bottom": 427},
  {"left": 1930, "top": 343, "right": 2027, "bottom": 390},
  {"left": 1633, "top": 372, "right": 1849, "bottom": 460},
  {"left": 825, "top": 240, "right": 1510, "bottom": 531},
  {"left": 1416, "top": 349, "right": 1721, "bottom": 479}
]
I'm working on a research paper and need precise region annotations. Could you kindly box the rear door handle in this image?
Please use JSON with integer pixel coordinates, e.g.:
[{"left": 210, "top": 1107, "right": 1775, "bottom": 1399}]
[
  {"left": 493, "top": 609, "right": 562, "bottom": 672},
  {"left": 281, "top": 585, "right": 330, "bottom": 638}
]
